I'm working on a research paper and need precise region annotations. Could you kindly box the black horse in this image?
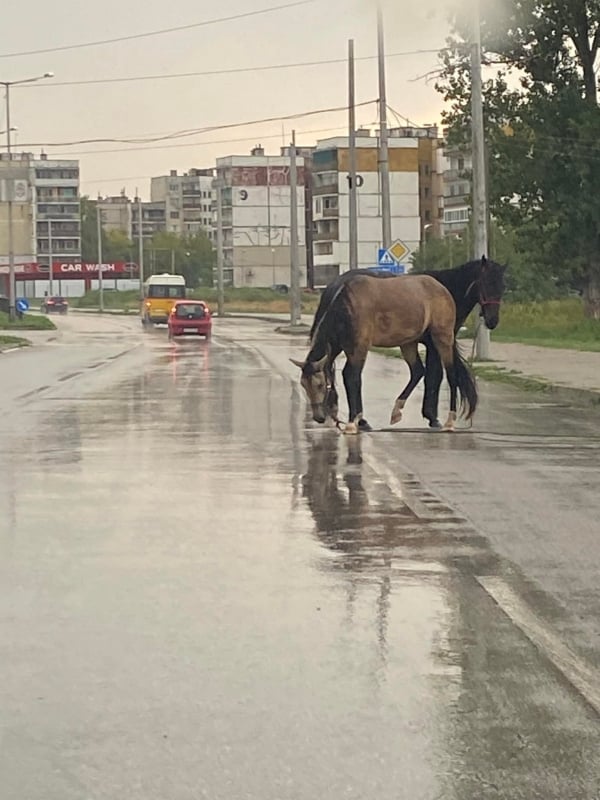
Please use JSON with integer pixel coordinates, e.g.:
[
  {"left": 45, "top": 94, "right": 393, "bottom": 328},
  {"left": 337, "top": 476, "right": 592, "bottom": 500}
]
[{"left": 309, "top": 257, "right": 506, "bottom": 428}]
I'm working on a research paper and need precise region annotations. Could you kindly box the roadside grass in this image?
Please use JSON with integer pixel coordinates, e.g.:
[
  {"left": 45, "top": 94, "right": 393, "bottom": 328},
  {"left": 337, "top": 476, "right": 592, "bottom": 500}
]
[
  {"left": 464, "top": 298, "right": 600, "bottom": 351},
  {"left": 75, "top": 287, "right": 321, "bottom": 315},
  {"left": 471, "top": 364, "right": 553, "bottom": 393},
  {"left": 0, "top": 334, "right": 30, "bottom": 349},
  {"left": 0, "top": 311, "right": 56, "bottom": 331},
  {"left": 72, "top": 291, "right": 600, "bottom": 351}
]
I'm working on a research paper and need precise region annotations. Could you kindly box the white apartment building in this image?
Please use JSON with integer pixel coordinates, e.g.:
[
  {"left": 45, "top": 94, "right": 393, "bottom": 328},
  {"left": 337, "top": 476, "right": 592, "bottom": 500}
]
[
  {"left": 215, "top": 146, "right": 307, "bottom": 288},
  {"left": 151, "top": 168, "right": 214, "bottom": 239},
  {"left": 311, "top": 133, "right": 421, "bottom": 286}
]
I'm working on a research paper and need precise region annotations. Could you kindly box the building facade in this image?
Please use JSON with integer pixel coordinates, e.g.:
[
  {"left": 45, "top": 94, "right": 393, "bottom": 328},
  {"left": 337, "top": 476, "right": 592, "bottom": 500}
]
[
  {"left": 0, "top": 153, "right": 81, "bottom": 296},
  {"left": 97, "top": 193, "right": 133, "bottom": 237},
  {"left": 311, "top": 133, "right": 421, "bottom": 286},
  {"left": 441, "top": 142, "right": 472, "bottom": 237},
  {"left": 151, "top": 168, "right": 215, "bottom": 240},
  {"left": 215, "top": 146, "right": 307, "bottom": 288}
]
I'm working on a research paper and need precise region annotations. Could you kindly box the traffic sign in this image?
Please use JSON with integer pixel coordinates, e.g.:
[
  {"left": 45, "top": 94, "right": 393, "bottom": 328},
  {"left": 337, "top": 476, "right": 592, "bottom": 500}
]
[
  {"left": 377, "top": 248, "right": 396, "bottom": 267},
  {"left": 388, "top": 239, "right": 410, "bottom": 263},
  {"left": 369, "top": 264, "right": 406, "bottom": 275},
  {"left": 16, "top": 298, "right": 29, "bottom": 313}
]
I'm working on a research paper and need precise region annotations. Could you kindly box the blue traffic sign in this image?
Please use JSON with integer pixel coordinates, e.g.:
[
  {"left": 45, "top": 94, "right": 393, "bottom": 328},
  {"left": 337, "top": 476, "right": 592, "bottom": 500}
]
[
  {"left": 377, "top": 248, "right": 397, "bottom": 267},
  {"left": 16, "top": 298, "right": 29, "bottom": 313},
  {"left": 368, "top": 264, "right": 406, "bottom": 275}
]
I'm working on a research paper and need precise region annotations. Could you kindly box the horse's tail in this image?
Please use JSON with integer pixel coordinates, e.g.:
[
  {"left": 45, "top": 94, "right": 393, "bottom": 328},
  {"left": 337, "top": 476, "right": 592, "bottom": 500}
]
[{"left": 453, "top": 341, "right": 478, "bottom": 420}]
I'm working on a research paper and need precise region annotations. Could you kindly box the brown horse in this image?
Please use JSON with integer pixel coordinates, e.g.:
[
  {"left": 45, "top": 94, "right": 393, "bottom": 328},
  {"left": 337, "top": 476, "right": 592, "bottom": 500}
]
[{"left": 291, "top": 273, "right": 477, "bottom": 434}]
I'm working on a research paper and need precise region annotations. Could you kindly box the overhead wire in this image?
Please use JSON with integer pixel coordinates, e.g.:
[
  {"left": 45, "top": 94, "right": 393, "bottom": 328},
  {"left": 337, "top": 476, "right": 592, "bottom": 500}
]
[
  {"left": 0, "top": 0, "right": 315, "bottom": 59},
  {"left": 16, "top": 99, "right": 377, "bottom": 148},
  {"left": 17, "top": 49, "right": 443, "bottom": 89}
]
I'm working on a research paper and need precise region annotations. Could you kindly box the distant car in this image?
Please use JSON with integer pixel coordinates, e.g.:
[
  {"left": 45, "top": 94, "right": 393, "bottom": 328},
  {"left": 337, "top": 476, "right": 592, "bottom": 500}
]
[
  {"left": 168, "top": 300, "right": 212, "bottom": 339},
  {"left": 271, "top": 284, "right": 289, "bottom": 294},
  {"left": 41, "top": 296, "right": 68, "bottom": 314}
]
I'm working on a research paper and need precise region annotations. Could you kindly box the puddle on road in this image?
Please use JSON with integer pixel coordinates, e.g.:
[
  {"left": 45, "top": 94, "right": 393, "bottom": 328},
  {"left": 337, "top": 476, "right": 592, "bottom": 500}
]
[{"left": 1, "top": 339, "right": 600, "bottom": 799}]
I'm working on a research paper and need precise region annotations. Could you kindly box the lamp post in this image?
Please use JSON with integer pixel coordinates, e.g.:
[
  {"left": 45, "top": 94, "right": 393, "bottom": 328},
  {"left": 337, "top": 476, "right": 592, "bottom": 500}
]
[
  {"left": 422, "top": 223, "right": 433, "bottom": 267},
  {"left": 1, "top": 72, "right": 53, "bottom": 320}
]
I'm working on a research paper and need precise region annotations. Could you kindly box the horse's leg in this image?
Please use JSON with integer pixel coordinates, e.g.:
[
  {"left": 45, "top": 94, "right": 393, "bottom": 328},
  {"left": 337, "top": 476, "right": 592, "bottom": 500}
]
[
  {"left": 429, "top": 332, "right": 458, "bottom": 431},
  {"left": 324, "top": 347, "right": 341, "bottom": 422},
  {"left": 421, "top": 343, "right": 443, "bottom": 429},
  {"left": 342, "top": 351, "right": 368, "bottom": 434},
  {"left": 390, "top": 342, "right": 424, "bottom": 425}
]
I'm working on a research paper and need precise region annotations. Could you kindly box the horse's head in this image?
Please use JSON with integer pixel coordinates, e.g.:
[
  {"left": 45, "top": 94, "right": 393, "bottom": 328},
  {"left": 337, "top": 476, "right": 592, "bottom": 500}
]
[
  {"left": 478, "top": 256, "right": 507, "bottom": 330},
  {"left": 290, "top": 353, "right": 329, "bottom": 423}
]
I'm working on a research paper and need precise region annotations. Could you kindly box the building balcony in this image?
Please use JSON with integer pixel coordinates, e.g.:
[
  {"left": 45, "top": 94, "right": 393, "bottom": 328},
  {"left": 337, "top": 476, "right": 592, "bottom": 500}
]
[
  {"left": 312, "top": 182, "right": 338, "bottom": 196},
  {"left": 312, "top": 230, "right": 339, "bottom": 243}
]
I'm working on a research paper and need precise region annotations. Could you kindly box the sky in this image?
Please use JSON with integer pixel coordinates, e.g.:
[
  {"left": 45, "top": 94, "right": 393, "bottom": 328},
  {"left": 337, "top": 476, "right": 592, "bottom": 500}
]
[{"left": 1, "top": 0, "right": 456, "bottom": 199}]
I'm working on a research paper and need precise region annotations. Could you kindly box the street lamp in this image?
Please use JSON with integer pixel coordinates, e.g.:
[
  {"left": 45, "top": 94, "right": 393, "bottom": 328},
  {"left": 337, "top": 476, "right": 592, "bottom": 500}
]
[
  {"left": 422, "top": 223, "right": 433, "bottom": 267},
  {"left": 2, "top": 72, "right": 54, "bottom": 319}
]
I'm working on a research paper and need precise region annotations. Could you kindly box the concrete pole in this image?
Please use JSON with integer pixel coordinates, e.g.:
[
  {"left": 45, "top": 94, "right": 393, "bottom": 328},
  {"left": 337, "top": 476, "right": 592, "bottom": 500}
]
[
  {"left": 214, "top": 178, "right": 225, "bottom": 316},
  {"left": 4, "top": 83, "right": 16, "bottom": 320},
  {"left": 348, "top": 39, "right": 358, "bottom": 271},
  {"left": 470, "top": 0, "right": 490, "bottom": 359},
  {"left": 48, "top": 218, "right": 53, "bottom": 298},
  {"left": 96, "top": 198, "right": 104, "bottom": 312},
  {"left": 377, "top": 4, "right": 392, "bottom": 250},
  {"left": 137, "top": 193, "right": 144, "bottom": 303},
  {"left": 289, "top": 130, "right": 301, "bottom": 326}
]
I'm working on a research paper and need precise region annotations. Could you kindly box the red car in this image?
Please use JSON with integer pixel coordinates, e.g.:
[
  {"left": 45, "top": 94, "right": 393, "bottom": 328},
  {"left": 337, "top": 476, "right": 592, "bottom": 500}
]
[{"left": 168, "top": 300, "right": 212, "bottom": 339}]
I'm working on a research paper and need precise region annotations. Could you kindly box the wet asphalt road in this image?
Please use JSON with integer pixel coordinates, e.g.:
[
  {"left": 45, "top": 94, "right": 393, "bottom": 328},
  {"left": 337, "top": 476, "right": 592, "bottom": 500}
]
[{"left": 1, "top": 313, "right": 600, "bottom": 799}]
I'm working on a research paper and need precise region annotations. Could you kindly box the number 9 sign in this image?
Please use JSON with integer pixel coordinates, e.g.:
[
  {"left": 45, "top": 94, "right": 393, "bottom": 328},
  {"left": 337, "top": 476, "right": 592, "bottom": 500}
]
[{"left": 240, "top": 190, "right": 248, "bottom": 201}]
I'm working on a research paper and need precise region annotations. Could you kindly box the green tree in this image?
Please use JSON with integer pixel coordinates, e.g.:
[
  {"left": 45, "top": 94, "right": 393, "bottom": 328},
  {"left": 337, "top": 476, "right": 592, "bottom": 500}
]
[
  {"left": 437, "top": 0, "right": 600, "bottom": 316},
  {"left": 147, "top": 230, "right": 215, "bottom": 288}
]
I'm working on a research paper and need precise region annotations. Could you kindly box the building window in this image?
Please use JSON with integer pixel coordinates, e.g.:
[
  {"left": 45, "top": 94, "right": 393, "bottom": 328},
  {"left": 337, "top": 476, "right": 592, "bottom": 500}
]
[
  {"left": 458, "top": 157, "right": 465, "bottom": 171},
  {"left": 444, "top": 208, "right": 470, "bottom": 223},
  {"left": 425, "top": 209, "right": 431, "bottom": 222},
  {"left": 423, "top": 187, "right": 430, "bottom": 199},
  {"left": 170, "top": 211, "right": 179, "bottom": 219}
]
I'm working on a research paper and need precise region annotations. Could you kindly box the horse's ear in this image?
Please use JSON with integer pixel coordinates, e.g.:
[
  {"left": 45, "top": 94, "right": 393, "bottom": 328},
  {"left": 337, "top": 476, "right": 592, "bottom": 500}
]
[
  {"left": 290, "top": 358, "right": 305, "bottom": 369},
  {"left": 481, "top": 255, "right": 487, "bottom": 267},
  {"left": 312, "top": 353, "right": 328, "bottom": 371}
]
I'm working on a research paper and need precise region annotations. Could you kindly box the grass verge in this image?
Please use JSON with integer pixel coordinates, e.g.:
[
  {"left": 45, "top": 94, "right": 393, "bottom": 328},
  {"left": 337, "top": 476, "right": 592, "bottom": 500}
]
[
  {"left": 0, "top": 334, "right": 30, "bottom": 349},
  {"left": 0, "top": 311, "right": 56, "bottom": 331}
]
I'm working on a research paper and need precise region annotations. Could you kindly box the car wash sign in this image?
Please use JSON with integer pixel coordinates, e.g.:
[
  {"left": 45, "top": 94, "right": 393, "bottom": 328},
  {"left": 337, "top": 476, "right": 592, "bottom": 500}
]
[{"left": 55, "top": 262, "right": 138, "bottom": 275}]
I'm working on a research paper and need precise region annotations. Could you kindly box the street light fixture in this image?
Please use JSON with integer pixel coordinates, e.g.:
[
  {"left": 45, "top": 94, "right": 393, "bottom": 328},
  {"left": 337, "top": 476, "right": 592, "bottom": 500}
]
[
  {"left": 422, "top": 223, "right": 433, "bottom": 267},
  {"left": 2, "top": 72, "right": 54, "bottom": 319}
]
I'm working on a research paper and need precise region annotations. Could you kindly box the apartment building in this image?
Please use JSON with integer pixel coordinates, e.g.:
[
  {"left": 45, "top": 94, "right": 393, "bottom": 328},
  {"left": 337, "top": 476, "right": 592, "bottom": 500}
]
[
  {"left": 311, "top": 132, "right": 421, "bottom": 286},
  {"left": 441, "top": 142, "right": 472, "bottom": 237},
  {"left": 215, "top": 146, "right": 307, "bottom": 288},
  {"left": 151, "top": 168, "right": 215, "bottom": 239},
  {"left": 0, "top": 153, "right": 81, "bottom": 295}
]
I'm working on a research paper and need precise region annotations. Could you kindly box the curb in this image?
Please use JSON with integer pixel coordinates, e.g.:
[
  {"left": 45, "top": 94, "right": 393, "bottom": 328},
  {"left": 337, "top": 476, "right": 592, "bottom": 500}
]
[{"left": 472, "top": 364, "right": 600, "bottom": 407}]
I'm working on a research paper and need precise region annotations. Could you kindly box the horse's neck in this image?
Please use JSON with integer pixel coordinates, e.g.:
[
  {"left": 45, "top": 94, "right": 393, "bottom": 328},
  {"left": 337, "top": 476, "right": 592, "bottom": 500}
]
[{"left": 429, "top": 263, "right": 479, "bottom": 325}]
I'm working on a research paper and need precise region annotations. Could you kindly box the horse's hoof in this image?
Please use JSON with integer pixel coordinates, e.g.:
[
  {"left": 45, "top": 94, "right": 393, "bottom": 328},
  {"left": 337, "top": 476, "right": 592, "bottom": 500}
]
[
  {"left": 390, "top": 399, "right": 405, "bottom": 425},
  {"left": 344, "top": 422, "right": 359, "bottom": 435},
  {"left": 429, "top": 419, "right": 442, "bottom": 430},
  {"left": 358, "top": 419, "right": 372, "bottom": 432}
]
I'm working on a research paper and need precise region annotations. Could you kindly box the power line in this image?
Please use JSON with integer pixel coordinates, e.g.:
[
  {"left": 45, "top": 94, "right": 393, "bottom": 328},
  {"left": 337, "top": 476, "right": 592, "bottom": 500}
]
[
  {"left": 17, "top": 48, "right": 443, "bottom": 88},
  {"left": 17, "top": 99, "right": 376, "bottom": 148},
  {"left": 53, "top": 123, "right": 358, "bottom": 159},
  {"left": 0, "top": 0, "right": 314, "bottom": 59}
]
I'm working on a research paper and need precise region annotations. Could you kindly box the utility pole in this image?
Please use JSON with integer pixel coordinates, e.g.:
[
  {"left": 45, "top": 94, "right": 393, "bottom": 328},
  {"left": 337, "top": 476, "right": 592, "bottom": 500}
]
[
  {"left": 348, "top": 39, "right": 358, "bottom": 270},
  {"left": 136, "top": 192, "right": 144, "bottom": 304},
  {"left": 213, "top": 177, "right": 225, "bottom": 316},
  {"left": 170, "top": 248, "right": 175, "bottom": 274},
  {"left": 5, "top": 84, "right": 15, "bottom": 320},
  {"left": 47, "top": 218, "right": 53, "bottom": 298},
  {"left": 470, "top": 0, "right": 490, "bottom": 359},
  {"left": 96, "top": 197, "right": 104, "bottom": 312},
  {"left": 289, "top": 130, "right": 301, "bottom": 326},
  {"left": 377, "top": 4, "right": 392, "bottom": 250}
]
